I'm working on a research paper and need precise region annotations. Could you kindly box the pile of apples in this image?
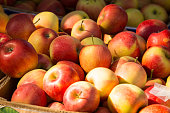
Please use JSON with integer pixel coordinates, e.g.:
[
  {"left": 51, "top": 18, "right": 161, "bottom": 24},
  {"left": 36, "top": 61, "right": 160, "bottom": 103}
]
[{"left": 0, "top": 1, "right": 170, "bottom": 113}]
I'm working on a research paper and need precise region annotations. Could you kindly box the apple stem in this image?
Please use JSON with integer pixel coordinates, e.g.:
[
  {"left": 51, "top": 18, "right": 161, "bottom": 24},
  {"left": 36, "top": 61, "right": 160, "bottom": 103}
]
[
  {"left": 80, "top": 20, "right": 84, "bottom": 31},
  {"left": 33, "top": 18, "right": 40, "bottom": 25},
  {"left": 149, "top": 69, "right": 154, "bottom": 80},
  {"left": 135, "top": 57, "right": 138, "bottom": 63}
]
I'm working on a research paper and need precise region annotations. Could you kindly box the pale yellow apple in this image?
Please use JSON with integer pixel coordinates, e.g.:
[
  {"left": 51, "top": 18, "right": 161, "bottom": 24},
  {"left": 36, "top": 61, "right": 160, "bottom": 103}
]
[
  {"left": 80, "top": 37, "right": 106, "bottom": 46},
  {"left": 86, "top": 67, "right": 119, "bottom": 101}
]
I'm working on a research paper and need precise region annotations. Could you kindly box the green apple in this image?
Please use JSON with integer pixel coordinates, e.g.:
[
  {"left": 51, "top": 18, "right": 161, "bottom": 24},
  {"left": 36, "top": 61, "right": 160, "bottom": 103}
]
[
  {"left": 141, "top": 4, "right": 169, "bottom": 23},
  {"left": 113, "top": 0, "right": 138, "bottom": 9},
  {"left": 126, "top": 8, "right": 144, "bottom": 27}
]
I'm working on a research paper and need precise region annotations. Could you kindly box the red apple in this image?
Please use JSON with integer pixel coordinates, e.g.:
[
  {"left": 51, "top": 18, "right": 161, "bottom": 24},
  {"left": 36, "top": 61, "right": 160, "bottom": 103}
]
[
  {"left": 17, "top": 69, "right": 46, "bottom": 90},
  {"left": 94, "top": 107, "right": 111, "bottom": 113},
  {"left": 147, "top": 29, "right": 170, "bottom": 50},
  {"left": 108, "top": 31, "right": 141, "bottom": 60},
  {"left": 43, "top": 63, "right": 80, "bottom": 102},
  {"left": 6, "top": 13, "right": 36, "bottom": 41},
  {"left": 14, "top": 0, "right": 36, "bottom": 11},
  {"left": 63, "top": 81, "right": 100, "bottom": 112},
  {"left": 60, "top": 0, "right": 78, "bottom": 10},
  {"left": 0, "top": 33, "right": 11, "bottom": 47},
  {"left": 60, "top": 10, "right": 89, "bottom": 35},
  {"left": 144, "top": 78, "right": 166, "bottom": 90},
  {"left": 144, "top": 84, "right": 170, "bottom": 107},
  {"left": 71, "top": 19, "right": 102, "bottom": 41},
  {"left": 142, "top": 46, "right": 170, "bottom": 78},
  {"left": 56, "top": 60, "right": 85, "bottom": 81},
  {"left": 28, "top": 27, "right": 58, "bottom": 55},
  {"left": 48, "top": 101, "right": 65, "bottom": 111},
  {"left": 0, "top": 39, "right": 38, "bottom": 78},
  {"left": 97, "top": 4, "right": 128, "bottom": 35},
  {"left": 139, "top": 104, "right": 170, "bottom": 113},
  {"left": 37, "top": 53, "right": 53, "bottom": 70},
  {"left": 49, "top": 35, "right": 82, "bottom": 64},
  {"left": 79, "top": 45, "right": 112, "bottom": 73},
  {"left": 11, "top": 83, "right": 47, "bottom": 107},
  {"left": 136, "top": 19, "right": 168, "bottom": 41},
  {"left": 36, "top": 0, "right": 65, "bottom": 17},
  {"left": 0, "top": 0, "right": 16, "bottom": 6},
  {"left": 76, "top": 0, "right": 106, "bottom": 21}
]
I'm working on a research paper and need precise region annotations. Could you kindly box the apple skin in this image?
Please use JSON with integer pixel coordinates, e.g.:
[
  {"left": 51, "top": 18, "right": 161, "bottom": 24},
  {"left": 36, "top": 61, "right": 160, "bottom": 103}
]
[
  {"left": 17, "top": 69, "right": 46, "bottom": 90},
  {"left": 0, "top": 12, "right": 9, "bottom": 33},
  {"left": 60, "top": 0, "right": 78, "bottom": 10},
  {"left": 144, "top": 85, "right": 170, "bottom": 107},
  {"left": 152, "top": 0, "right": 170, "bottom": 12},
  {"left": 141, "top": 4, "right": 168, "bottom": 23},
  {"left": 37, "top": 53, "right": 53, "bottom": 70},
  {"left": 6, "top": 13, "right": 36, "bottom": 41},
  {"left": 43, "top": 63, "right": 80, "bottom": 102},
  {"left": 79, "top": 45, "right": 112, "bottom": 73},
  {"left": 63, "top": 81, "right": 100, "bottom": 112},
  {"left": 36, "top": 0, "right": 65, "bottom": 17},
  {"left": 97, "top": 4, "right": 128, "bottom": 35},
  {"left": 60, "top": 10, "right": 89, "bottom": 35},
  {"left": 94, "top": 107, "right": 111, "bottom": 113},
  {"left": 144, "top": 78, "right": 166, "bottom": 90},
  {"left": 0, "top": 0, "right": 16, "bottom": 6},
  {"left": 0, "top": 33, "right": 11, "bottom": 47},
  {"left": 85, "top": 67, "right": 119, "bottom": 101},
  {"left": 11, "top": 83, "right": 47, "bottom": 107},
  {"left": 76, "top": 0, "right": 106, "bottom": 21},
  {"left": 110, "top": 55, "right": 140, "bottom": 72},
  {"left": 136, "top": 19, "right": 168, "bottom": 41},
  {"left": 48, "top": 101, "right": 66, "bottom": 111},
  {"left": 147, "top": 29, "right": 170, "bottom": 50},
  {"left": 166, "top": 76, "right": 170, "bottom": 87},
  {"left": 71, "top": 19, "right": 102, "bottom": 41},
  {"left": 115, "top": 62, "right": 147, "bottom": 88},
  {"left": 113, "top": 0, "right": 138, "bottom": 9},
  {"left": 108, "top": 31, "right": 141, "bottom": 60},
  {"left": 103, "top": 34, "right": 114, "bottom": 45},
  {"left": 14, "top": 0, "right": 36, "bottom": 11},
  {"left": 142, "top": 46, "right": 170, "bottom": 78},
  {"left": 107, "top": 84, "right": 148, "bottom": 113},
  {"left": 49, "top": 35, "right": 82, "bottom": 64},
  {"left": 56, "top": 60, "right": 85, "bottom": 81},
  {"left": 80, "top": 36, "right": 106, "bottom": 46},
  {"left": 139, "top": 104, "right": 170, "bottom": 113},
  {"left": 138, "top": 0, "right": 151, "bottom": 9},
  {"left": 28, "top": 28, "right": 58, "bottom": 55},
  {"left": 0, "top": 39, "right": 38, "bottom": 78},
  {"left": 33, "top": 11, "right": 59, "bottom": 33}
]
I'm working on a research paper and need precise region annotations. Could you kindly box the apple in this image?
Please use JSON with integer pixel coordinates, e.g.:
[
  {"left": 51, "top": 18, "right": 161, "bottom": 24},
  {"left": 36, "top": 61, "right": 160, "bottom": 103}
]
[
  {"left": 37, "top": 53, "right": 53, "bottom": 70},
  {"left": 144, "top": 84, "right": 170, "bottom": 107},
  {"left": 113, "top": 0, "right": 138, "bottom": 9},
  {"left": 142, "top": 46, "right": 170, "bottom": 78},
  {"left": 115, "top": 62, "right": 147, "bottom": 88},
  {"left": 107, "top": 84, "right": 148, "bottom": 113},
  {"left": 166, "top": 76, "right": 170, "bottom": 87},
  {"left": 60, "top": 10, "right": 89, "bottom": 35},
  {"left": 60, "top": 0, "right": 78, "bottom": 10},
  {"left": 63, "top": 81, "right": 100, "bottom": 112},
  {"left": 110, "top": 55, "right": 140, "bottom": 72},
  {"left": 49, "top": 35, "right": 82, "bottom": 64},
  {"left": 85, "top": 67, "right": 119, "bottom": 101},
  {"left": 138, "top": 0, "right": 151, "bottom": 9},
  {"left": 152, "top": 0, "right": 170, "bottom": 12},
  {"left": 28, "top": 27, "right": 58, "bottom": 55},
  {"left": 97, "top": 4, "right": 128, "bottom": 35},
  {"left": 141, "top": 4, "right": 168, "bottom": 23},
  {"left": 79, "top": 45, "right": 112, "bottom": 73},
  {"left": 139, "top": 104, "right": 170, "bottom": 113},
  {"left": 33, "top": 11, "right": 59, "bottom": 33},
  {"left": 48, "top": 101, "right": 65, "bottom": 111},
  {"left": 0, "top": 33, "right": 11, "bottom": 47},
  {"left": 14, "top": 0, "right": 36, "bottom": 11},
  {"left": 80, "top": 36, "right": 106, "bottom": 46},
  {"left": 0, "top": 39, "right": 38, "bottom": 78},
  {"left": 136, "top": 19, "right": 168, "bottom": 41},
  {"left": 126, "top": 8, "right": 144, "bottom": 27},
  {"left": 103, "top": 34, "right": 114, "bottom": 45},
  {"left": 108, "top": 31, "right": 141, "bottom": 60},
  {"left": 0, "top": 12, "right": 9, "bottom": 33},
  {"left": 0, "top": 4, "right": 4, "bottom": 12},
  {"left": 144, "top": 78, "right": 166, "bottom": 90},
  {"left": 36, "top": 0, "right": 65, "bottom": 17},
  {"left": 147, "top": 29, "right": 170, "bottom": 50},
  {"left": 0, "top": 0, "right": 16, "bottom": 6},
  {"left": 71, "top": 19, "right": 102, "bottom": 41},
  {"left": 94, "top": 107, "right": 111, "bottom": 113},
  {"left": 6, "top": 13, "right": 36, "bottom": 41},
  {"left": 17, "top": 69, "right": 46, "bottom": 90},
  {"left": 56, "top": 60, "right": 85, "bottom": 81},
  {"left": 11, "top": 83, "right": 47, "bottom": 107},
  {"left": 76, "top": 0, "right": 106, "bottom": 21},
  {"left": 43, "top": 63, "right": 80, "bottom": 102}
]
